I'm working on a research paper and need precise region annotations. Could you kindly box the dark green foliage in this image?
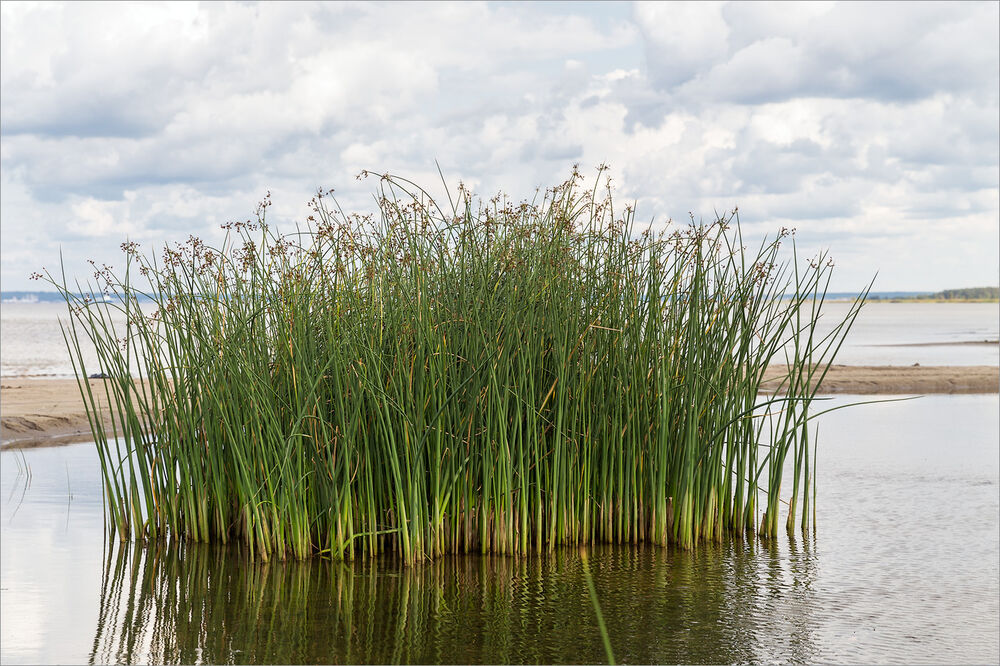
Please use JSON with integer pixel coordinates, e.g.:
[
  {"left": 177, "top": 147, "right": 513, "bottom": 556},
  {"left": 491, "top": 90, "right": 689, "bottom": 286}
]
[{"left": 932, "top": 287, "right": 999, "bottom": 301}]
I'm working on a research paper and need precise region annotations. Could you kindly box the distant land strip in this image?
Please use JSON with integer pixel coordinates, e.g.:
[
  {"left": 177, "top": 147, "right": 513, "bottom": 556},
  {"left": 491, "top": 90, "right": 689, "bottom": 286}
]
[
  {"left": 2, "top": 368, "right": 998, "bottom": 449},
  {"left": 866, "top": 286, "right": 999, "bottom": 303},
  {"left": 867, "top": 340, "right": 999, "bottom": 347}
]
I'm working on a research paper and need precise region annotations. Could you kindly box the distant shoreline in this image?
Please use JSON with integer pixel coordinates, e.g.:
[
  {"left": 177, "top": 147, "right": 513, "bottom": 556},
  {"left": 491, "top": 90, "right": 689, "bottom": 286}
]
[
  {"left": 865, "top": 287, "right": 1000, "bottom": 304},
  {"left": 863, "top": 298, "right": 1000, "bottom": 304},
  {"left": 866, "top": 340, "right": 999, "bottom": 347},
  {"left": 3, "top": 367, "right": 997, "bottom": 449},
  {"left": 824, "top": 297, "right": 1000, "bottom": 304}
]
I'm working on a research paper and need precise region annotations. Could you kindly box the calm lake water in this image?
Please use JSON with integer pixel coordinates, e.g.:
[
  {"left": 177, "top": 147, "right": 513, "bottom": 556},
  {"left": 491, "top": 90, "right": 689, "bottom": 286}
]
[
  {"left": 2, "top": 394, "right": 997, "bottom": 664},
  {"left": 2, "top": 301, "right": 998, "bottom": 377},
  {"left": 814, "top": 301, "right": 999, "bottom": 366}
]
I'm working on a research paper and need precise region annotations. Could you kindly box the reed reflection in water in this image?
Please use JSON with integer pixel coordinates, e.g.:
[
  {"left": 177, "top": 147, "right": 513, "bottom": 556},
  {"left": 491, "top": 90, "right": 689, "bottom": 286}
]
[
  {"left": 4, "top": 395, "right": 992, "bottom": 664},
  {"left": 90, "top": 537, "right": 821, "bottom": 664}
]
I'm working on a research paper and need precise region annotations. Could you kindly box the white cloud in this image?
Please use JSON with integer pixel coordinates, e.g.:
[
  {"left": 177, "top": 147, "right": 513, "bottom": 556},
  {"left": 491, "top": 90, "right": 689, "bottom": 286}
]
[
  {"left": 634, "top": 1, "right": 731, "bottom": 88},
  {"left": 634, "top": 0, "right": 999, "bottom": 105},
  {"left": 1, "top": 1, "right": 997, "bottom": 293},
  {"left": 69, "top": 198, "right": 129, "bottom": 237}
]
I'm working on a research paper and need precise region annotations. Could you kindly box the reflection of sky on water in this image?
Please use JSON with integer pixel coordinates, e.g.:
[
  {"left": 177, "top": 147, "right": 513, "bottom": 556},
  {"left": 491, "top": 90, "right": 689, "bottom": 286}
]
[
  {"left": 0, "top": 445, "right": 107, "bottom": 665},
  {"left": 815, "top": 301, "right": 999, "bottom": 366},
  {"left": 1, "top": 395, "right": 998, "bottom": 663},
  {"left": 1, "top": 302, "right": 157, "bottom": 378}
]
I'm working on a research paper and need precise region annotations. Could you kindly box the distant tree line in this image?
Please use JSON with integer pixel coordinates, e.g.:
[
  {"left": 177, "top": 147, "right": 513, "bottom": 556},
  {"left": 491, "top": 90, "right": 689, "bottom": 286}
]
[
  {"left": 866, "top": 286, "right": 999, "bottom": 302},
  {"left": 929, "top": 287, "right": 999, "bottom": 300}
]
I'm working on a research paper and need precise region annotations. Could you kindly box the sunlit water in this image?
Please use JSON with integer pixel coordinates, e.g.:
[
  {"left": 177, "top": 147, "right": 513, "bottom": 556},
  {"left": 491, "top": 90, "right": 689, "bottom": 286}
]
[
  {"left": 1, "top": 302, "right": 155, "bottom": 378},
  {"left": 1, "top": 395, "right": 997, "bottom": 664},
  {"left": 813, "top": 301, "right": 999, "bottom": 366},
  {"left": 2, "top": 301, "right": 998, "bottom": 377}
]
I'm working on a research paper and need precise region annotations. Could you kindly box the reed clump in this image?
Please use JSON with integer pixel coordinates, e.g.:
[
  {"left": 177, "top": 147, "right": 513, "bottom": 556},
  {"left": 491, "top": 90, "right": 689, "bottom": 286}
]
[{"left": 46, "top": 167, "right": 865, "bottom": 562}]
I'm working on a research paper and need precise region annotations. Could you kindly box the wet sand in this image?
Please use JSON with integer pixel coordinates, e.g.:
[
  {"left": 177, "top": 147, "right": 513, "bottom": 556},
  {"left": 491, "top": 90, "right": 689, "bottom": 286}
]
[
  {"left": 1, "top": 379, "right": 121, "bottom": 449},
  {"left": 760, "top": 364, "right": 998, "bottom": 395},
  {"left": 2, "top": 366, "right": 998, "bottom": 449}
]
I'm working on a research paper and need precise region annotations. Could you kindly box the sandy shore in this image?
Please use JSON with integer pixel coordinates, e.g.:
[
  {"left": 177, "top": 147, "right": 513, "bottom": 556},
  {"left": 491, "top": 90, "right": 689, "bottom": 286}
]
[
  {"left": 760, "top": 364, "right": 998, "bottom": 395},
  {"left": 1, "top": 378, "right": 121, "bottom": 449},
  {"left": 2, "top": 366, "right": 997, "bottom": 449}
]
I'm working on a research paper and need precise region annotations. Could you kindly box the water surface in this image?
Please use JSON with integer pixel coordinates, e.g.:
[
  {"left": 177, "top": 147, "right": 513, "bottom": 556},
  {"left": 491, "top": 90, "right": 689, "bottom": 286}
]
[
  {"left": 1, "top": 301, "right": 157, "bottom": 378},
  {"left": 3, "top": 301, "right": 998, "bottom": 377},
  {"left": 2, "top": 395, "right": 997, "bottom": 664},
  {"left": 814, "top": 301, "right": 998, "bottom": 366}
]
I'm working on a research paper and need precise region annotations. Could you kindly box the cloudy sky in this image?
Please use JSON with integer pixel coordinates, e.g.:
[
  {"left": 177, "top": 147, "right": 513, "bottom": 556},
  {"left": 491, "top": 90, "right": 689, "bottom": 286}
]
[{"left": 2, "top": 1, "right": 997, "bottom": 292}]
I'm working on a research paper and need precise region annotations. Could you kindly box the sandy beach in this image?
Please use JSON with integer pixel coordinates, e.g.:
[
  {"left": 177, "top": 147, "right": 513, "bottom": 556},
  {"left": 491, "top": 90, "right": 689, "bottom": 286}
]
[
  {"left": 760, "top": 364, "right": 998, "bottom": 395},
  {"left": 1, "top": 378, "right": 121, "bottom": 449},
  {"left": 2, "top": 365, "right": 997, "bottom": 449}
]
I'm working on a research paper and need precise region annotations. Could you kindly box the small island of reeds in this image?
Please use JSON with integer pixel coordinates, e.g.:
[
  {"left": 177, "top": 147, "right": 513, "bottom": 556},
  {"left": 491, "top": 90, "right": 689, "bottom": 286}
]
[{"left": 44, "top": 168, "right": 866, "bottom": 562}]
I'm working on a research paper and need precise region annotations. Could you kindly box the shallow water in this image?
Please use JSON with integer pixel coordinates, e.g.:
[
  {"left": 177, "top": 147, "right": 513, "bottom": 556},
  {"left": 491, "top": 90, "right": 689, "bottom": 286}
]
[
  {"left": 815, "top": 301, "right": 999, "bottom": 366},
  {"left": 3, "top": 301, "right": 998, "bottom": 377},
  {"left": 0, "top": 302, "right": 156, "bottom": 378},
  {"left": 1, "top": 395, "right": 997, "bottom": 664}
]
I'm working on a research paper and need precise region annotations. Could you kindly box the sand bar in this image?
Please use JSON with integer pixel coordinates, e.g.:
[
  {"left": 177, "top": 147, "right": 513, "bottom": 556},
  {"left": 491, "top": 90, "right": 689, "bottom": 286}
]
[
  {"left": 760, "top": 364, "right": 998, "bottom": 395},
  {"left": 1, "top": 378, "right": 122, "bottom": 449},
  {"left": 2, "top": 366, "right": 997, "bottom": 449}
]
